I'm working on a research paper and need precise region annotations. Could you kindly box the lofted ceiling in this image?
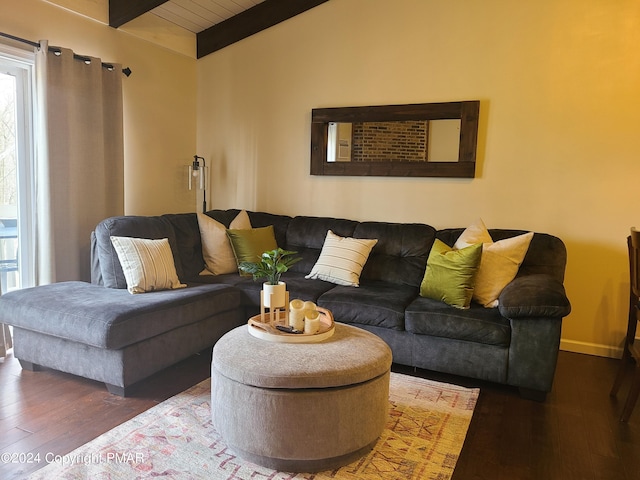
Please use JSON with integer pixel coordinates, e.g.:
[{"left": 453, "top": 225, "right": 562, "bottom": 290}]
[{"left": 109, "top": 0, "right": 329, "bottom": 59}]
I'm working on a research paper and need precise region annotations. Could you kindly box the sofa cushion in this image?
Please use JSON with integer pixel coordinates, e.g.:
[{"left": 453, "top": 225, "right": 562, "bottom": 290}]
[
  {"left": 355, "top": 221, "right": 435, "bottom": 287},
  {"left": 219, "top": 272, "right": 337, "bottom": 310},
  {"left": 0, "top": 281, "right": 241, "bottom": 350},
  {"left": 280, "top": 272, "right": 337, "bottom": 303},
  {"left": 246, "top": 211, "right": 292, "bottom": 248},
  {"left": 162, "top": 213, "right": 206, "bottom": 281},
  {"left": 318, "top": 281, "right": 418, "bottom": 330},
  {"left": 305, "top": 230, "right": 378, "bottom": 287},
  {"left": 205, "top": 210, "right": 292, "bottom": 250},
  {"left": 94, "top": 215, "right": 182, "bottom": 289},
  {"left": 110, "top": 236, "right": 186, "bottom": 294},
  {"left": 405, "top": 296, "right": 511, "bottom": 347},
  {"left": 420, "top": 240, "right": 482, "bottom": 309},
  {"left": 205, "top": 209, "right": 244, "bottom": 228},
  {"left": 285, "top": 216, "right": 359, "bottom": 274}
]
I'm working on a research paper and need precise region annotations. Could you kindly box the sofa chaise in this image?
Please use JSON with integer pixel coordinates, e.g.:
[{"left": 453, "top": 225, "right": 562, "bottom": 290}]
[{"left": 0, "top": 209, "right": 571, "bottom": 399}]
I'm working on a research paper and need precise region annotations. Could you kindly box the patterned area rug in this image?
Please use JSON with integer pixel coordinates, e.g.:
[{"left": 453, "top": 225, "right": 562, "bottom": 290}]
[{"left": 29, "top": 373, "right": 479, "bottom": 480}]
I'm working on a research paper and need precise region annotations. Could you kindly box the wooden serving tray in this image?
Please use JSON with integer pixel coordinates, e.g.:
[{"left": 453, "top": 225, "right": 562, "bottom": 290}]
[{"left": 247, "top": 306, "right": 335, "bottom": 343}]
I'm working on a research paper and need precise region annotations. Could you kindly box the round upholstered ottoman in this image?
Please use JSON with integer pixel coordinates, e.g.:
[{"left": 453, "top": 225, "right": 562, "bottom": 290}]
[{"left": 211, "top": 323, "right": 392, "bottom": 472}]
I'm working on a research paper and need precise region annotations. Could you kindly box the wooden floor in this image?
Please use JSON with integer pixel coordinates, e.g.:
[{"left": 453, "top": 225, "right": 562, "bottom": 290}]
[{"left": 0, "top": 347, "right": 638, "bottom": 480}]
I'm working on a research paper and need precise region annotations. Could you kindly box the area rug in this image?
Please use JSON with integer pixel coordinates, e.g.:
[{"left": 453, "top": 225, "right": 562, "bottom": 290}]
[{"left": 28, "top": 373, "right": 479, "bottom": 480}]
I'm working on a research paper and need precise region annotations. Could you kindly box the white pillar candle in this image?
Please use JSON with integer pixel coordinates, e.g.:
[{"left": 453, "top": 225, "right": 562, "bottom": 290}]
[
  {"left": 289, "top": 299, "right": 305, "bottom": 331},
  {"left": 304, "top": 309, "right": 321, "bottom": 335}
]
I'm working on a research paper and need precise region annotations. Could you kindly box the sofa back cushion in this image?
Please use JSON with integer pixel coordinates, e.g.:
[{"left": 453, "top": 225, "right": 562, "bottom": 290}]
[
  {"left": 436, "top": 228, "right": 567, "bottom": 283},
  {"left": 93, "top": 215, "right": 184, "bottom": 289},
  {"left": 246, "top": 211, "right": 292, "bottom": 248},
  {"left": 354, "top": 222, "right": 436, "bottom": 287},
  {"left": 205, "top": 209, "right": 243, "bottom": 229},
  {"left": 285, "top": 216, "right": 358, "bottom": 274},
  {"left": 285, "top": 217, "right": 435, "bottom": 288},
  {"left": 206, "top": 210, "right": 292, "bottom": 250},
  {"left": 198, "top": 212, "right": 436, "bottom": 288},
  {"left": 162, "top": 213, "right": 205, "bottom": 280}
]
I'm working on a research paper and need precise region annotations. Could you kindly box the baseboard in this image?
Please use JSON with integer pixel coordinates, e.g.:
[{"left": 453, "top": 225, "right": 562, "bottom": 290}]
[{"left": 560, "top": 339, "right": 622, "bottom": 359}]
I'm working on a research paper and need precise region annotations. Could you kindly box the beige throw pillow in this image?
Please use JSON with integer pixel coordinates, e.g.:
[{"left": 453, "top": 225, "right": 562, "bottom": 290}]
[
  {"left": 110, "top": 236, "right": 186, "bottom": 294},
  {"left": 197, "top": 210, "right": 251, "bottom": 275},
  {"left": 305, "top": 230, "right": 378, "bottom": 287},
  {"left": 455, "top": 218, "right": 533, "bottom": 307}
]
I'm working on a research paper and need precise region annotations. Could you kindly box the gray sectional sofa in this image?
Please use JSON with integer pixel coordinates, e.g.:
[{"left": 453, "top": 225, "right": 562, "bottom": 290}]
[{"left": 0, "top": 209, "right": 571, "bottom": 399}]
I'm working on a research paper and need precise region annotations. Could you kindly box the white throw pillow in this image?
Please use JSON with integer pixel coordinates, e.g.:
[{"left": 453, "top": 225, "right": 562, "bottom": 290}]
[
  {"left": 197, "top": 210, "right": 251, "bottom": 275},
  {"left": 110, "top": 236, "right": 186, "bottom": 294},
  {"left": 455, "top": 218, "right": 533, "bottom": 307},
  {"left": 305, "top": 230, "right": 378, "bottom": 287}
]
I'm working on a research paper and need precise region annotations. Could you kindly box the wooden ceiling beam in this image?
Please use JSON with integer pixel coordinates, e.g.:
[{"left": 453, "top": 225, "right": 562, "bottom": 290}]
[
  {"left": 109, "top": 0, "right": 169, "bottom": 28},
  {"left": 197, "top": 0, "right": 330, "bottom": 59}
]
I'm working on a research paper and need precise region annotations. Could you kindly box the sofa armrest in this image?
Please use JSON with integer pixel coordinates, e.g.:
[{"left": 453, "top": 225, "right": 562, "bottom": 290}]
[
  {"left": 498, "top": 274, "right": 571, "bottom": 319},
  {"left": 90, "top": 231, "right": 104, "bottom": 285},
  {"left": 500, "top": 274, "right": 569, "bottom": 393}
]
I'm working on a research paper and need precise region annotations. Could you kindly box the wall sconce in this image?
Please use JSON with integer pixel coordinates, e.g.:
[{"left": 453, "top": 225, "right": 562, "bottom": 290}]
[{"left": 188, "top": 155, "right": 208, "bottom": 213}]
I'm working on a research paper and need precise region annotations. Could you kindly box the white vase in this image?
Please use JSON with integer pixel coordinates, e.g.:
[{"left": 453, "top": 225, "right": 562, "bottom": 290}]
[{"left": 263, "top": 282, "right": 286, "bottom": 309}]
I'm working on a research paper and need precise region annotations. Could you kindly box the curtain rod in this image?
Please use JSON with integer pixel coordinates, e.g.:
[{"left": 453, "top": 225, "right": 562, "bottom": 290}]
[{"left": 0, "top": 31, "right": 132, "bottom": 77}]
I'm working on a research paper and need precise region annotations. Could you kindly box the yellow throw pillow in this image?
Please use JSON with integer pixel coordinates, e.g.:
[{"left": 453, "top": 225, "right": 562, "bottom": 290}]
[
  {"left": 305, "top": 230, "right": 378, "bottom": 287},
  {"left": 110, "top": 236, "right": 186, "bottom": 294},
  {"left": 420, "top": 239, "right": 482, "bottom": 309},
  {"left": 197, "top": 210, "right": 251, "bottom": 275},
  {"left": 455, "top": 219, "right": 533, "bottom": 307}
]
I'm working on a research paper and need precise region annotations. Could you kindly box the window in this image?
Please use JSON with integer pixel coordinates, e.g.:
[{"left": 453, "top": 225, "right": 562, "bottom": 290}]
[{"left": 0, "top": 44, "right": 35, "bottom": 292}]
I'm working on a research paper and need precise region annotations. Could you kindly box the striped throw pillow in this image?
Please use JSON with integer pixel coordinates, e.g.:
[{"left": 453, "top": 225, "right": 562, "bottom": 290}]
[
  {"left": 110, "top": 236, "right": 187, "bottom": 294},
  {"left": 305, "top": 230, "right": 378, "bottom": 286}
]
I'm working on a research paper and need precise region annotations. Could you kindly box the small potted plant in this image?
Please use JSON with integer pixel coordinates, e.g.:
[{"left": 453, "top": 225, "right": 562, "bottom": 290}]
[{"left": 239, "top": 248, "right": 301, "bottom": 308}]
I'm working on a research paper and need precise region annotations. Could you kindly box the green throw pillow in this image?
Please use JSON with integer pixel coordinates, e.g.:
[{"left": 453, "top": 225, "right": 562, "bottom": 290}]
[
  {"left": 226, "top": 226, "right": 278, "bottom": 270},
  {"left": 420, "top": 239, "right": 482, "bottom": 309}
]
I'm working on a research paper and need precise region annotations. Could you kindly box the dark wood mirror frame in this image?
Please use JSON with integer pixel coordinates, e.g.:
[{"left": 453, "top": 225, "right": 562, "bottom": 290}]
[{"left": 310, "top": 100, "right": 480, "bottom": 178}]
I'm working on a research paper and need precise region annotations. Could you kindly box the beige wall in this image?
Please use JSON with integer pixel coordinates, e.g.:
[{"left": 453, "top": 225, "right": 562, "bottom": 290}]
[
  {"left": 197, "top": 0, "right": 640, "bottom": 357},
  {"left": 0, "top": 0, "right": 197, "bottom": 215}
]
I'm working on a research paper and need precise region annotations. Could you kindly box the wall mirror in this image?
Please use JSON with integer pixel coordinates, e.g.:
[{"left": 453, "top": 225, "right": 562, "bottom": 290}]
[{"left": 310, "top": 100, "right": 480, "bottom": 178}]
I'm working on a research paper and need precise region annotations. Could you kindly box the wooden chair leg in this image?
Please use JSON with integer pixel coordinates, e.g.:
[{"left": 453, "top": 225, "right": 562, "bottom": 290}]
[
  {"left": 620, "top": 365, "right": 640, "bottom": 422},
  {"left": 611, "top": 347, "right": 631, "bottom": 396}
]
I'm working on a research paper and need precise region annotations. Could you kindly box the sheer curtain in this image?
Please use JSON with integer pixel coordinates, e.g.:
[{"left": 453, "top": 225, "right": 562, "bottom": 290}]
[
  {"left": 0, "top": 276, "right": 11, "bottom": 358},
  {"left": 35, "top": 41, "right": 124, "bottom": 284}
]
